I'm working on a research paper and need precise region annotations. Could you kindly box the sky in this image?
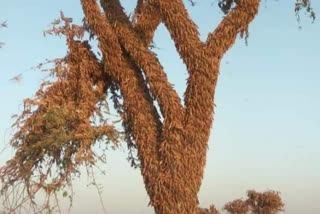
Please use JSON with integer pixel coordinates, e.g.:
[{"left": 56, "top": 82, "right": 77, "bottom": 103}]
[{"left": 0, "top": 0, "right": 319, "bottom": 214}]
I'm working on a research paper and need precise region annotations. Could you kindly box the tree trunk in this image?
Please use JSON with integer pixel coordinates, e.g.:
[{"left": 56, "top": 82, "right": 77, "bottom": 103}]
[{"left": 80, "top": 0, "right": 260, "bottom": 213}]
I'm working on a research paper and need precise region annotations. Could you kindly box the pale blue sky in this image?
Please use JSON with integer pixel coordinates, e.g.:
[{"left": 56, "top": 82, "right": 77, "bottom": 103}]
[{"left": 0, "top": 1, "right": 319, "bottom": 214}]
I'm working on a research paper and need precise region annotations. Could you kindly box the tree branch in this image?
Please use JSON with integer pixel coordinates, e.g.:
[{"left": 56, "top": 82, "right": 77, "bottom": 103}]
[
  {"left": 132, "top": 0, "right": 161, "bottom": 45},
  {"left": 206, "top": 0, "right": 260, "bottom": 57},
  {"left": 100, "top": 0, "right": 184, "bottom": 129},
  {"left": 80, "top": 0, "right": 162, "bottom": 200},
  {"left": 148, "top": 0, "right": 204, "bottom": 73}
]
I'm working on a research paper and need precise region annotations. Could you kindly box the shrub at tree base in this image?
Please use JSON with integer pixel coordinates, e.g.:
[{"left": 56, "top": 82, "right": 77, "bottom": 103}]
[{"left": 224, "top": 190, "right": 284, "bottom": 214}]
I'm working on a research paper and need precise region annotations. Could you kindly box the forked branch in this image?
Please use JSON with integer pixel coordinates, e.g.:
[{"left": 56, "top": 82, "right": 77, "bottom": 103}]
[
  {"left": 80, "top": 0, "right": 162, "bottom": 200},
  {"left": 148, "top": 0, "right": 204, "bottom": 72},
  {"left": 100, "top": 0, "right": 185, "bottom": 127}
]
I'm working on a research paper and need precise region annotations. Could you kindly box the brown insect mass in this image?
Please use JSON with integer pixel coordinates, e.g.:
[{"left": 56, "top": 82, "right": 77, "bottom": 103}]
[{"left": 0, "top": 1, "right": 314, "bottom": 214}]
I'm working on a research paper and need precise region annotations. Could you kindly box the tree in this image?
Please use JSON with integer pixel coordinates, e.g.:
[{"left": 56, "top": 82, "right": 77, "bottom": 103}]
[
  {"left": 224, "top": 190, "right": 284, "bottom": 214},
  {"left": 0, "top": 0, "right": 315, "bottom": 214}
]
